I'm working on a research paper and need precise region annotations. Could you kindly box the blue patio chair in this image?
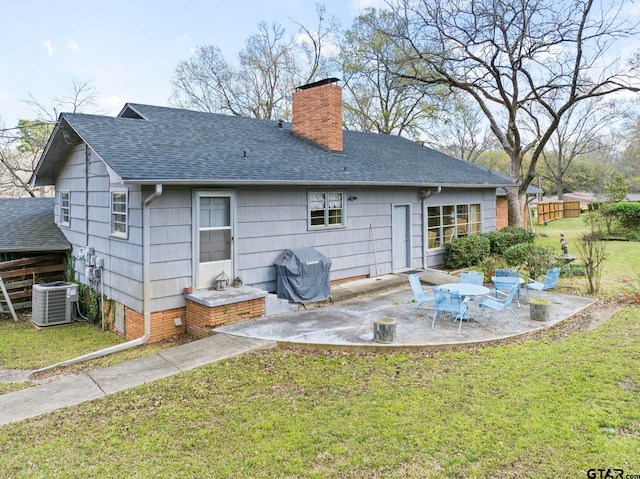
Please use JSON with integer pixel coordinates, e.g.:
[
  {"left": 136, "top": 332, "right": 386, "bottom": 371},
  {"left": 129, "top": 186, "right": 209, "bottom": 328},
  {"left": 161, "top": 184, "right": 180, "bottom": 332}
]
[
  {"left": 459, "top": 270, "right": 484, "bottom": 285},
  {"left": 407, "top": 273, "right": 434, "bottom": 314},
  {"left": 524, "top": 267, "right": 561, "bottom": 302},
  {"left": 478, "top": 282, "right": 520, "bottom": 329},
  {"left": 432, "top": 287, "right": 470, "bottom": 333},
  {"left": 459, "top": 270, "right": 484, "bottom": 313},
  {"left": 493, "top": 268, "right": 521, "bottom": 308}
]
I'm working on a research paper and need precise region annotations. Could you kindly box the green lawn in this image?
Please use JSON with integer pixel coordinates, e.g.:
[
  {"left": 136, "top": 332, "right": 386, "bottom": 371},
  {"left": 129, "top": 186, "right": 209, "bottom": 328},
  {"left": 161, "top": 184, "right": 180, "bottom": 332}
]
[
  {"left": 1, "top": 216, "right": 639, "bottom": 477},
  {"left": 533, "top": 217, "right": 640, "bottom": 297},
  {"left": 0, "top": 308, "right": 638, "bottom": 477}
]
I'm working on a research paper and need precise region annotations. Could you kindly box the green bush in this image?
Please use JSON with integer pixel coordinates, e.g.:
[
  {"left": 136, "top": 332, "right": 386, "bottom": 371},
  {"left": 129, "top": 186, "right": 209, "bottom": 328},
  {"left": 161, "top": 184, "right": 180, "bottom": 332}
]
[
  {"left": 602, "top": 202, "right": 640, "bottom": 230},
  {"left": 503, "top": 243, "right": 534, "bottom": 268},
  {"left": 487, "top": 227, "right": 535, "bottom": 255},
  {"left": 503, "top": 243, "right": 558, "bottom": 279},
  {"left": 443, "top": 235, "right": 491, "bottom": 269}
]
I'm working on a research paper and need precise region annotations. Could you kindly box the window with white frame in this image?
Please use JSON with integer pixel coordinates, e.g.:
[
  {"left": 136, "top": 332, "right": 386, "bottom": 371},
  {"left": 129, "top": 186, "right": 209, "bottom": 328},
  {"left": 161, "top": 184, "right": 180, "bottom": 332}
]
[
  {"left": 309, "top": 191, "right": 344, "bottom": 228},
  {"left": 427, "top": 203, "right": 481, "bottom": 249},
  {"left": 111, "top": 190, "right": 128, "bottom": 237},
  {"left": 59, "top": 191, "right": 70, "bottom": 226}
]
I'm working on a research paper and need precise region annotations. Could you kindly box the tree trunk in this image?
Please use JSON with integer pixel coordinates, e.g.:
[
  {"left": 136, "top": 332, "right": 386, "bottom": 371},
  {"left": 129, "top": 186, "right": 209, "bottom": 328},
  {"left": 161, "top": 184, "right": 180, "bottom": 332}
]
[{"left": 506, "top": 187, "right": 524, "bottom": 227}]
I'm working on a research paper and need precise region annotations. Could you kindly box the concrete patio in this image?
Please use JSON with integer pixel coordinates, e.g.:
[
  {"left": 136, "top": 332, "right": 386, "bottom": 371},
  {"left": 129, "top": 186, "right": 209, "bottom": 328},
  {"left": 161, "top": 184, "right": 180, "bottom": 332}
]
[{"left": 216, "top": 271, "right": 597, "bottom": 350}]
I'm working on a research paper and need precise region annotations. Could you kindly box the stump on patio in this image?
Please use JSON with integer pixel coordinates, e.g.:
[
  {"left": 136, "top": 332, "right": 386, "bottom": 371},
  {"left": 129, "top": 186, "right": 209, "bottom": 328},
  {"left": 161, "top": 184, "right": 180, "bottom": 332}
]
[
  {"left": 530, "top": 298, "right": 550, "bottom": 321},
  {"left": 373, "top": 317, "right": 396, "bottom": 343}
]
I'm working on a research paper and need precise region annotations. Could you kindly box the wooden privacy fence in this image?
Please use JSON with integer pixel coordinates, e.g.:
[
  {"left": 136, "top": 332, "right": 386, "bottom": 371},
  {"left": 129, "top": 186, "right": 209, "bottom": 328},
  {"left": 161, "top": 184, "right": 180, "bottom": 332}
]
[
  {"left": 537, "top": 201, "right": 581, "bottom": 224},
  {"left": 0, "top": 254, "right": 66, "bottom": 313}
]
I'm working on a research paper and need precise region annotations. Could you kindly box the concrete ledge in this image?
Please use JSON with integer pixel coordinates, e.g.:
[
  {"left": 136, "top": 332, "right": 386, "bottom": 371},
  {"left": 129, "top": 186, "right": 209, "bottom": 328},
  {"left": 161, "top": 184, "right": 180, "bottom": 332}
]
[{"left": 186, "top": 286, "right": 268, "bottom": 308}]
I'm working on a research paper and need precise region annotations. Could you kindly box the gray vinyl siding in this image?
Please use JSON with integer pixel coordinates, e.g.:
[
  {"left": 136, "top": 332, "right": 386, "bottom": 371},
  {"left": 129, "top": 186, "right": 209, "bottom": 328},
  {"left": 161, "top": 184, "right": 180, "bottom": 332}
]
[
  {"left": 147, "top": 187, "right": 192, "bottom": 311},
  {"left": 54, "top": 144, "right": 145, "bottom": 313},
  {"left": 55, "top": 155, "right": 499, "bottom": 313}
]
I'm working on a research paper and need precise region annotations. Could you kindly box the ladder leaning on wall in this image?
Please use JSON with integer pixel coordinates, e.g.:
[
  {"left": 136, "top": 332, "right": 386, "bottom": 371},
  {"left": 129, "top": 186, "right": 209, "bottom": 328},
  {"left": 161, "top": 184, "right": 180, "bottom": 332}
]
[{"left": 0, "top": 273, "right": 18, "bottom": 322}]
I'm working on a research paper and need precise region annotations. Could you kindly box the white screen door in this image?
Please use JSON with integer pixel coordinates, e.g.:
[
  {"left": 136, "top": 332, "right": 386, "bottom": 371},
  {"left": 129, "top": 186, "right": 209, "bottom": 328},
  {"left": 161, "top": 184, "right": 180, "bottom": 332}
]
[{"left": 195, "top": 192, "right": 234, "bottom": 289}]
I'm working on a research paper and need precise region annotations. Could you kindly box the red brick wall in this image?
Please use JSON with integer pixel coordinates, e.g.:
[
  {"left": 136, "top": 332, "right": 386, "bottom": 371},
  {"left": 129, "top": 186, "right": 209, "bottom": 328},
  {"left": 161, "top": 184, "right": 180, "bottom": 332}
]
[
  {"left": 496, "top": 197, "right": 530, "bottom": 230},
  {"left": 292, "top": 82, "right": 343, "bottom": 152},
  {"left": 496, "top": 197, "right": 509, "bottom": 230},
  {"left": 185, "top": 298, "right": 265, "bottom": 339},
  {"left": 124, "top": 306, "right": 187, "bottom": 343}
]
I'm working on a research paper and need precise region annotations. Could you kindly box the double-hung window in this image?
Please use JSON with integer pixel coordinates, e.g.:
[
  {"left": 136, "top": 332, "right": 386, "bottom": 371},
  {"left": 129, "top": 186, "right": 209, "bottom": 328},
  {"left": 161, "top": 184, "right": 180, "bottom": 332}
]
[
  {"left": 111, "top": 190, "right": 128, "bottom": 238},
  {"left": 309, "top": 191, "right": 344, "bottom": 228},
  {"left": 427, "top": 203, "right": 481, "bottom": 249},
  {"left": 59, "top": 191, "right": 70, "bottom": 227}
]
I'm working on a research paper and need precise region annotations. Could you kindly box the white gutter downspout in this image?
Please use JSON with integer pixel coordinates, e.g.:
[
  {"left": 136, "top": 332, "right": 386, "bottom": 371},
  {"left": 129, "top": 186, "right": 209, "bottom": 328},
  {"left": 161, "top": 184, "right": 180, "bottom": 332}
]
[
  {"left": 421, "top": 186, "right": 442, "bottom": 269},
  {"left": 34, "top": 184, "right": 164, "bottom": 374}
]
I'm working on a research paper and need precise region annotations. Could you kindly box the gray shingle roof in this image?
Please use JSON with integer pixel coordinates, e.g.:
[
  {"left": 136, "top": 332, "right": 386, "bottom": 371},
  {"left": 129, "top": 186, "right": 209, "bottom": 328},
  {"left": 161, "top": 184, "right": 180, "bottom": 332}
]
[
  {"left": 0, "top": 198, "right": 70, "bottom": 253},
  {"left": 35, "top": 103, "right": 513, "bottom": 188}
]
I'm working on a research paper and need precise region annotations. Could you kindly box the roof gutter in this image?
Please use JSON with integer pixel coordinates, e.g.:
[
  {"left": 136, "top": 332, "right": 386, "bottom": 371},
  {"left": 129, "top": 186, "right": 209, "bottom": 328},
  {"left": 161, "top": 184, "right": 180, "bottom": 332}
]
[
  {"left": 122, "top": 179, "right": 513, "bottom": 188},
  {"left": 33, "top": 184, "right": 164, "bottom": 374}
]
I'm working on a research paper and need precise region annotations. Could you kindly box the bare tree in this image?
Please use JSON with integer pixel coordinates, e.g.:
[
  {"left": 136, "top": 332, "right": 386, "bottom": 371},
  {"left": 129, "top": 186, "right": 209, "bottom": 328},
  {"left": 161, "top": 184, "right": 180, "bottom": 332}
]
[
  {"left": 385, "top": 0, "right": 640, "bottom": 226},
  {"left": 423, "top": 95, "right": 495, "bottom": 162},
  {"left": 340, "top": 8, "right": 441, "bottom": 137},
  {"left": 539, "top": 98, "right": 626, "bottom": 199},
  {"left": 23, "top": 78, "right": 99, "bottom": 123},
  {"left": 0, "top": 79, "right": 99, "bottom": 197},
  {"left": 170, "top": 6, "right": 341, "bottom": 120}
]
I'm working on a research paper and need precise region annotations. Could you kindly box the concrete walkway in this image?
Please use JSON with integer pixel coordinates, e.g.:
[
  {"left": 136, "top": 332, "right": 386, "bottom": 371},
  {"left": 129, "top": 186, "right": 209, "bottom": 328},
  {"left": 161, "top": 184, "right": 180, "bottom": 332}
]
[
  {"left": 0, "top": 270, "right": 597, "bottom": 426},
  {"left": 0, "top": 334, "right": 274, "bottom": 426}
]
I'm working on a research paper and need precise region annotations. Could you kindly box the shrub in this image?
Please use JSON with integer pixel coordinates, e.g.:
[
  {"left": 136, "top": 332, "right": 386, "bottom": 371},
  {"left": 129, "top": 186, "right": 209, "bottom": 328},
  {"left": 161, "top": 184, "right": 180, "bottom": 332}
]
[
  {"left": 503, "top": 243, "right": 557, "bottom": 279},
  {"left": 487, "top": 227, "right": 535, "bottom": 255},
  {"left": 443, "top": 235, "right": 491, "bottom": 269},
  {"left": 602, "top": 202, "right": 640, "bottom": 231}
]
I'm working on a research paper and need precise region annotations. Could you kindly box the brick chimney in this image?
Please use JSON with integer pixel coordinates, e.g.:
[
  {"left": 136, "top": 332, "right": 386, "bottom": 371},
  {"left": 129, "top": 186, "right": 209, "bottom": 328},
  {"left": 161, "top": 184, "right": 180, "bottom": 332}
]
[{"left": 292, "top": 78, "right": 343, "bottom": 152}]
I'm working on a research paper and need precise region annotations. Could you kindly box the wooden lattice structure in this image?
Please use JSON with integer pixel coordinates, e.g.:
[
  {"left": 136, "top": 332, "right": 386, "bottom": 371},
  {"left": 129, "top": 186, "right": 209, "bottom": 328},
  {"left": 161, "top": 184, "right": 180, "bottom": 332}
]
[{"left": 0, "top": 254, "right": 66, "bottom": 314}]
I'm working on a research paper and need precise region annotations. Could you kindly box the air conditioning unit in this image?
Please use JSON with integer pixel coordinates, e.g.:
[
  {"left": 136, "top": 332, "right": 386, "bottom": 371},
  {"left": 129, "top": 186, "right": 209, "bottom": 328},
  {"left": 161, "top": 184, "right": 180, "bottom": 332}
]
[{"left": 32, "top": 281, "right": 78, "bottom": 327}]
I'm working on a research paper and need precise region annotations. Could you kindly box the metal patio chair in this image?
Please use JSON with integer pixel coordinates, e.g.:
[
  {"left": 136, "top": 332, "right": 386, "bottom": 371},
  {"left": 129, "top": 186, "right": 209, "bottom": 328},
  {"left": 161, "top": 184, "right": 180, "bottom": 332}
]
[
  {"left": 524, "top": 267, "right": 561, "bottom": 302},
  {"left": 493, "top": 268, "right": 521, "bottom": 307},
  {"left": 407, "top": 273, "right": 434, "bottom": 314},
  {"left": 478, "top": 282, "right": 520, "bottom": 329},
  {"left": 432, "top": 287, "right": 470, "bottom": 333}
]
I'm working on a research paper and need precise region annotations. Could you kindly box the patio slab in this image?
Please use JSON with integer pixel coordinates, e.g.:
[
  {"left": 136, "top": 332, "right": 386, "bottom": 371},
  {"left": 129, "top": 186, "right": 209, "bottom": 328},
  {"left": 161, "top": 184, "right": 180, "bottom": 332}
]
[{"left": 216, "top": 274, "right": 597, "bottom": 350}]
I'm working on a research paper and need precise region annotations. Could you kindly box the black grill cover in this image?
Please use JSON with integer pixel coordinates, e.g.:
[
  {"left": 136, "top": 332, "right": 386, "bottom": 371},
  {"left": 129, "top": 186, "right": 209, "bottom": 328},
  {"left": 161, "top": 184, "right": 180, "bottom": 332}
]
[{"left": 274, "top": 248, "right": 332, "bottom": 303}]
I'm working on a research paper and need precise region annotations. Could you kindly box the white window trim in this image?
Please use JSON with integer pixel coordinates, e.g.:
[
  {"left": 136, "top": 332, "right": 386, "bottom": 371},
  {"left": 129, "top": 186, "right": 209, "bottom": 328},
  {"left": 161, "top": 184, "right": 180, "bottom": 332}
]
[
  {"left": 308, "top": 190, "right": 346, "bottom": 230},
  {"left": 427, "top": 202, "right": 481, "bottom": 250},
  {"left": 59, "top": 191, "right": 70, "bottom": 227},
  {"left": 110, "top": 189, "right": 129, "bottom": 239}
]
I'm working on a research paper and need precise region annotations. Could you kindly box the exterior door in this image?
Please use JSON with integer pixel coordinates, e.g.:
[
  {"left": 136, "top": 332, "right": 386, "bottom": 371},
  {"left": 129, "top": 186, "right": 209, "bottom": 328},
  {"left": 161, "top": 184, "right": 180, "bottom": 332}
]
[
  {"left": 392, "top": 205, "right": 411, "bottom": 271},
  {"left": 194, "top": 191, "right": 234, "bottom": 289}
]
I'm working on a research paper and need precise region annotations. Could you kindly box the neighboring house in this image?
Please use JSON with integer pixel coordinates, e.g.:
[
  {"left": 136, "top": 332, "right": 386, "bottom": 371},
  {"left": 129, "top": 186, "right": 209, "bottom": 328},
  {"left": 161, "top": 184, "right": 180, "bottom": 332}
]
[
  {"left": 496, "top": 185, "right": 544, "bottom": 230},
  {"left": 0, "top": 198, "right": 70, "bottom": 260},
  {"left": 31, "top": 78, "right": 512, "bottom": 342},
  {"left": 0, "top": 198, "right": 70, "bottom": 312}
]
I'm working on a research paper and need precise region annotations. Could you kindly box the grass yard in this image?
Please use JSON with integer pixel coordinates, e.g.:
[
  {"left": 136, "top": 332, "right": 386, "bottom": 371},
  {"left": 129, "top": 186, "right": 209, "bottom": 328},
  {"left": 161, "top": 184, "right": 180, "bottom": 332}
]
[
  {"left": 1, "top": 216, "right": 639, "bottom": 477},
  {"left": 0, "top": 308, "right": 638, "bottom": 477},
  {"left": 534, "top": 217, "right": 640, "bottom": 297},
  {"left": 0, "top": 317, "right": 192, "bottom": 394}
]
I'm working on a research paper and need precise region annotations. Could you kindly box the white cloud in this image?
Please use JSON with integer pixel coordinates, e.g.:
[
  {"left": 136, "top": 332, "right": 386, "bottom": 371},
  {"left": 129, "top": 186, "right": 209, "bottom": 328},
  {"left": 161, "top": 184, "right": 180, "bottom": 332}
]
[
  {"left": 69, "top": 41, "right": 80, "bottom": 52},
  {"left": 97, "top": 95, "right": 127, "bottom": 116},
  {"left": 43, "top": 39, "right": 54, "bottom": 56}
]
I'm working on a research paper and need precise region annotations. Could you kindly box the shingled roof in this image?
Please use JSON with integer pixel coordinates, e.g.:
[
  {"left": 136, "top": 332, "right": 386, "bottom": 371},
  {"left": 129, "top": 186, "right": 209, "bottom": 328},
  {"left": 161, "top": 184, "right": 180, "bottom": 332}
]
[
  {"left": 33, "top": 103, "right": 512, "bottom": 188},
  {"left": 0, "top": 198, "right": 70, "bottom": 254}
]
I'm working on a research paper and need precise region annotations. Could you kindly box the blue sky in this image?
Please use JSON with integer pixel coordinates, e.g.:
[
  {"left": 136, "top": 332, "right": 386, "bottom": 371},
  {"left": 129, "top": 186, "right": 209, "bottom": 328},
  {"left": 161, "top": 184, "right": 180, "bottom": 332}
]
[{"left": 0, "top": 0, "right": 383, "bottom": 128}]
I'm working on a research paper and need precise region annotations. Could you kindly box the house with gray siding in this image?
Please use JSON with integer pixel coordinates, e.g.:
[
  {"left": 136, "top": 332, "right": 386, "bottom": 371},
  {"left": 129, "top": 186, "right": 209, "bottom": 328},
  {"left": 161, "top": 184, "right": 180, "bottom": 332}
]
[{"left": 32, "top": 78, "right": 512, "bottom": 342}]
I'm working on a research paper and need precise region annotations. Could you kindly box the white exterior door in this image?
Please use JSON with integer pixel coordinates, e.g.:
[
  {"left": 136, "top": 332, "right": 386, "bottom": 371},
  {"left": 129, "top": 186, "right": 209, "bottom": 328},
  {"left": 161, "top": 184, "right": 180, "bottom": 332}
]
[
  {"left": 194, "top": 191, "right": 234, "bottom": 289},
  {"left": 392, "top": 205, "right": 411, "bottom": 271}
]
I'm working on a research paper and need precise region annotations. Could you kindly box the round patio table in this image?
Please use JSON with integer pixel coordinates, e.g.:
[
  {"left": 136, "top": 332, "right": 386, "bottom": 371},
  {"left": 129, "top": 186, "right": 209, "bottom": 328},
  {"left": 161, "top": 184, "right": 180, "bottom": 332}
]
[{"left": 437, "top": 283, "right": 491, "bottom": 323}]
